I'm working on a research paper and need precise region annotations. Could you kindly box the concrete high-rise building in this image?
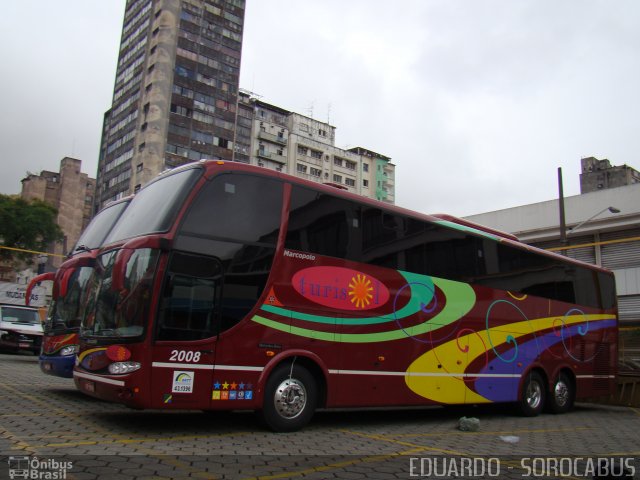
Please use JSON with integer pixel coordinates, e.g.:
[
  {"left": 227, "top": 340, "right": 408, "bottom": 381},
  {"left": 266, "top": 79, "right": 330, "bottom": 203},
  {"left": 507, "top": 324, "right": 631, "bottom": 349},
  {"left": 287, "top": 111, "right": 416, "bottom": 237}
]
[
  {"left": 95, "top": 0, "right": 246, "bottom": 210},
  {"left": 580, "top": 156, "right": 640, "bottom": 193},
  {"left": 237, "top": 92, "right": 396, "bottom": 203},
  {"left": 21, "top": 157, "right": 96, "bottom": 268}
]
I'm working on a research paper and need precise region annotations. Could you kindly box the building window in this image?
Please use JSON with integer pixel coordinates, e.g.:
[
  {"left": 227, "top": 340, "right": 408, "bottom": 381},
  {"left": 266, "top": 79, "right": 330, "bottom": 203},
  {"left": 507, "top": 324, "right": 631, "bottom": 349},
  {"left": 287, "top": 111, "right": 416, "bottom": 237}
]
[
  {"left": 345, "top": 178, "right": 355, "bottom": 187},
  {"left": 136, "top": 163, "right": 143, "bottom": 173},
  {"left": 334, "top": 157, "right": 343, "bottom": 167},
  {"left": 363, "top": 163, "right": 369, "bottom": 172},
  {"left": 363, "top": 179, "right": 369, "bottom": 188},
  {"left": 297, "top": 163, "right": 307, "bottom": 174},
  {"left": 310, "top": 167, "right": 321, "bottom": 177},
  {"left": 297, "top": 146, "right": 308, "bottom": 156},
  {"left": 333, "top": 174, "right": 342, "bottom": 183}
]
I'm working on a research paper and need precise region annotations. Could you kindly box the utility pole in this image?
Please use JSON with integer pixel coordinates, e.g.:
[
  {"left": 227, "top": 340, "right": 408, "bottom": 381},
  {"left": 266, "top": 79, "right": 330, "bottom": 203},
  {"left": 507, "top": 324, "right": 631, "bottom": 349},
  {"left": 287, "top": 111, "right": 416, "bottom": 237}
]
[{"left": 558, "top": 167, "right": 567, "bottom": 253}]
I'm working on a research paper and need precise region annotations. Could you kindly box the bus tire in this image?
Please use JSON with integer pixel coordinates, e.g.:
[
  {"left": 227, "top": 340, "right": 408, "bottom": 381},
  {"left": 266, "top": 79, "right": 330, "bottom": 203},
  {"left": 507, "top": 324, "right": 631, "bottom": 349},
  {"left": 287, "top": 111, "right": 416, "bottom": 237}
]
[
  {"left": 260, "top": 363, "right": 317, "bottom": 432},
  {"left": 518, "top": 371, "right": 545, "bottom": 417},
  {"left": 547, "top": 372, "right": 574, "bottom": 414}
]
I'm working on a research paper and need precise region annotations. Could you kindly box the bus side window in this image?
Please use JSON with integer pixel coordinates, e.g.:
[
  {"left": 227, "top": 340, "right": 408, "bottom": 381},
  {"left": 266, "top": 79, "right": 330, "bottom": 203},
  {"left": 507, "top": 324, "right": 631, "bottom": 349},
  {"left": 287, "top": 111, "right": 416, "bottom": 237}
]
[
  {"left": 175, "top": 174, "right": 283, "bottom": 333},
  {"left": 285, "top": 185, "right": 358, "bottom": 260}
]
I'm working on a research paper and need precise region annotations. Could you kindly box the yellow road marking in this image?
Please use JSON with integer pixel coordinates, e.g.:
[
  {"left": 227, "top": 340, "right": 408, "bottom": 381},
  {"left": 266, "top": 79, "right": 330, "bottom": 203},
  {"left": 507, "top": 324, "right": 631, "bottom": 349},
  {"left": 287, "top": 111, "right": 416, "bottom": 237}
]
[
  {"left": 38, "top": 432, "right": 249, "bottom": 448},
  {"left": 0, "top": 383, "right": 219, "bottom": 479},
  {"left": 242, "top": 446, "right": 427, "bottom": 480},
  {"left": 389, "top": 426, "right": 593, "bottom": 437}
]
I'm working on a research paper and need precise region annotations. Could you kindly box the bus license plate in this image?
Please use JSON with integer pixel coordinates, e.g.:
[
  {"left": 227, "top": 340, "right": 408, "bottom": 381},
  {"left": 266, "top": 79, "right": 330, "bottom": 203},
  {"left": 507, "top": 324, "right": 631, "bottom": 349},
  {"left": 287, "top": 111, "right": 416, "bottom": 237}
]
[
  {"left": 43, "top": 363, "right": 52, "bottom": 371},
  {"left": 19, "top": 343, "right": 30, "bottom": 349},
  {"left": 84, "top": 381, "right": 95, "bottom": 393}
]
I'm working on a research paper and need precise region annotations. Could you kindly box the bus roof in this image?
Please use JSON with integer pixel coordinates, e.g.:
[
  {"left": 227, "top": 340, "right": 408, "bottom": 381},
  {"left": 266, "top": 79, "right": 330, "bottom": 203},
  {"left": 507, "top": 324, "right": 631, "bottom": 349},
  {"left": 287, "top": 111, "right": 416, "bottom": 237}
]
[{"left": 147, "top": 160, "right": 615, "bottom": 277}]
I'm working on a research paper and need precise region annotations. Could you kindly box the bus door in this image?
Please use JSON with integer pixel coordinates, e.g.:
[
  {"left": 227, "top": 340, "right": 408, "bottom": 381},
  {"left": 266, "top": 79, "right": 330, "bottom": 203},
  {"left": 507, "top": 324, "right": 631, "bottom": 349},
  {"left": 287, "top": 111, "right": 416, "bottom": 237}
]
[
  {"left": 151, "top": 251, "right": 223, "bottom": 409},
  {"left": 333, "top": 311, "right": 404, "bottom": 407}
]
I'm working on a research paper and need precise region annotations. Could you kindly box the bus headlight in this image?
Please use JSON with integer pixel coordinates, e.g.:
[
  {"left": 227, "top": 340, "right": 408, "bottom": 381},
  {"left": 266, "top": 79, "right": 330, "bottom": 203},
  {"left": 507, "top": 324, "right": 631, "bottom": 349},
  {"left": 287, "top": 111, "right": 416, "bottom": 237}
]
[
  {"left": 108, "top": 361, "right": 141, "bottom": 375},
  {"left": 60, "top": 345, "right": 79, "bottom": 356}
]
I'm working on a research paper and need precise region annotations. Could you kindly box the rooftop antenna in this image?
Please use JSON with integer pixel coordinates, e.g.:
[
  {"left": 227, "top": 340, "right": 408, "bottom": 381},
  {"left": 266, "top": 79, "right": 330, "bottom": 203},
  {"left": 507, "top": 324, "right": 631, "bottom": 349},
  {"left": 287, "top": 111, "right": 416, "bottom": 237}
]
[
  {"left": 327, "top": 103, "right": 332, "bottom": 125},
  {"left": 306, "top": 101, "right": 314, "bottom": 119}
]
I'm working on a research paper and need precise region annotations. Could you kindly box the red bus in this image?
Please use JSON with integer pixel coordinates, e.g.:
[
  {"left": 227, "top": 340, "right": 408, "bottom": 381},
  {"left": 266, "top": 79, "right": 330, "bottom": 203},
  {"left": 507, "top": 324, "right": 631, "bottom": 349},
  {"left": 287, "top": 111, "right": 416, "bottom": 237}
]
[
  {"left": 73, "top": 161, "right": 618, "bottom": 431},
  {"left": 29, "top": 197, "right": 131, "bottom": 377}
]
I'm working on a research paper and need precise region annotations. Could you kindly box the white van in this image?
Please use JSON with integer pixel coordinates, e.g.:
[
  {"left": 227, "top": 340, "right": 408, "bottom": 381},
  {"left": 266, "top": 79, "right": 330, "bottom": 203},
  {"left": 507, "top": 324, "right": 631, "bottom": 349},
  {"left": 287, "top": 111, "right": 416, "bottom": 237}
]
[{"left": 0, "top": 304, "right": 44, "bottom": 354}]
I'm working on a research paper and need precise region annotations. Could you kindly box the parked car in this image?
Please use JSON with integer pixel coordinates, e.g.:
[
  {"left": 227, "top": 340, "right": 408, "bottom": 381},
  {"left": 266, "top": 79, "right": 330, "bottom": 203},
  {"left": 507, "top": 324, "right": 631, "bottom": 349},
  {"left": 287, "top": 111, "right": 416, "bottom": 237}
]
[{"left": 0, "top": 304, "right": 43, "bottom": 354}]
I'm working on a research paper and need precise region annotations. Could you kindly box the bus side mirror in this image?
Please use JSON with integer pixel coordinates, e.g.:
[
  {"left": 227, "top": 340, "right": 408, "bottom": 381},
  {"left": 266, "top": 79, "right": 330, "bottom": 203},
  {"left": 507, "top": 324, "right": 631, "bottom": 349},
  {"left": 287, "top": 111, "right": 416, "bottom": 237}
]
[
  {"left": 25, "top": 272, "right": 55, "bottom": 306},
  {"left": 112, "top": 248, "right": 134, "bottom": 292},
  {"left": 57, "top": 257, "right": 96, "bottom": 299}
]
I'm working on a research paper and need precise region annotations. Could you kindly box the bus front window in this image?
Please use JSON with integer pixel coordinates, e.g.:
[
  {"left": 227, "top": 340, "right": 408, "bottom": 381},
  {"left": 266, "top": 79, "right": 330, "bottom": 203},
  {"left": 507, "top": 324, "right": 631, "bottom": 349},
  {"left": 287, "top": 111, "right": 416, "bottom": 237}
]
[
  {"left": 44, "top": 267, "right": 94, "bottom": 334},
  {"left": 82, "top": 249, "right": 159, "bottom": 339}
]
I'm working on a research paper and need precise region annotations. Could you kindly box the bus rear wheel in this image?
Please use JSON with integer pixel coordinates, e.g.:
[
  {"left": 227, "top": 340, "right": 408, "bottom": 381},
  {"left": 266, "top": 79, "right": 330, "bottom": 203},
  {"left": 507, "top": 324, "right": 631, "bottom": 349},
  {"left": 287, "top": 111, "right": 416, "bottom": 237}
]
[
  {"left": 260, "top": 363, "right": 317, "bottom": 432},
  {"left": 547, "top": 372, "right": 574, "bottom": 414},
  {"left": 518, "top": 371, "right": 545, "bottom": 417}
]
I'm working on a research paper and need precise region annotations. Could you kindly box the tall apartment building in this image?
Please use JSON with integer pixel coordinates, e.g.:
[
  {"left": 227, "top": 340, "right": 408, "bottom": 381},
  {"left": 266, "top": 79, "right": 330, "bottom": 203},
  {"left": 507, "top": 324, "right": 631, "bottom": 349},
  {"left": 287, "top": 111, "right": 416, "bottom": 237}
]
[
  {"left": 20, "top": 157, "right": 96, "bottom": 268},
  {"left": 580, "top": 156, "right": 640, "bottom": 193},
  {"left": 95, "top": 0, "right": 245, "bottom": 210},
  {"left": 238, "top": 92, "right": 396, "bottom": 203}
]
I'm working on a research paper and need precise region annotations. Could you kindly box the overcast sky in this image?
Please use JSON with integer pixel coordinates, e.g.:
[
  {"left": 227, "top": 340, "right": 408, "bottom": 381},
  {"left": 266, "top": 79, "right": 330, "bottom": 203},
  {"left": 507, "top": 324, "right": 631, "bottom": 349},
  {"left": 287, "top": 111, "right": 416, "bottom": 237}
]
[{"left": 1, "top": 1, "right": 639, "bottom": 217}]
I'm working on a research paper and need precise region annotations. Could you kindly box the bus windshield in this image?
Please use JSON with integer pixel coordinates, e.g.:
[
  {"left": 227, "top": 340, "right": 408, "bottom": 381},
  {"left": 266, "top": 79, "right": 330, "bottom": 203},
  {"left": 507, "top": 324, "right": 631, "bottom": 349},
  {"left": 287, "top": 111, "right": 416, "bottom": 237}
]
[
  {"left": 105, "top": 167, "right": 202, "bottom": 244},
  {"left": 44, "top": 267, "right": 94, "bottom": 334},
  {"left": 71, "top": 199, "right": 130, "bottom": 255},
  {"left": 81, "top": 248, "right": 160, "bottom": 339}
]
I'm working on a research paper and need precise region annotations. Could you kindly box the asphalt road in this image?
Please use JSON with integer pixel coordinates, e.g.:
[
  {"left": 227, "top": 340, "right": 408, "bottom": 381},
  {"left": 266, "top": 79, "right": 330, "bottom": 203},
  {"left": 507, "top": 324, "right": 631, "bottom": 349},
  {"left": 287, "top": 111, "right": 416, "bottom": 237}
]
[{"left": 0, "top": 352, "right": 638, "bottom": 479}]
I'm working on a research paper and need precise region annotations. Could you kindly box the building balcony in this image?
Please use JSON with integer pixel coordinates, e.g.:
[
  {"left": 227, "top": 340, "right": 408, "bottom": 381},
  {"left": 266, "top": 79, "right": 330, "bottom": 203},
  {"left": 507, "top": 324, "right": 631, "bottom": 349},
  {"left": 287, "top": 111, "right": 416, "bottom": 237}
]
[
  {"left": 257, "top": 149, "right": 287, "bottom": 164},
  {"left": 299, "top": 155, "right": 323, "bottom": 167},
  {"left": 333, "top": 163, "right": 358, "bottom": 174},
  {"left": 258, "top": 130, "right": 287, "bottom": 145},
  {"left": 295, "top": 171, "right": 322, "bottom": 183}
]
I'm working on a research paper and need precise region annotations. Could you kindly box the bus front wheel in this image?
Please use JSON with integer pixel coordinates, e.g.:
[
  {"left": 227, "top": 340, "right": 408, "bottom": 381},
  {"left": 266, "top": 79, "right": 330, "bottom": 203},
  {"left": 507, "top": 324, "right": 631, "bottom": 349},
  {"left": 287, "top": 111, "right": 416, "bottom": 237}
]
[
  {"left": 260, "top": 363, "right": 317, "bottom": 432},
  {"left": 518, "top": 371, "right": 545, "bottom": 417}
]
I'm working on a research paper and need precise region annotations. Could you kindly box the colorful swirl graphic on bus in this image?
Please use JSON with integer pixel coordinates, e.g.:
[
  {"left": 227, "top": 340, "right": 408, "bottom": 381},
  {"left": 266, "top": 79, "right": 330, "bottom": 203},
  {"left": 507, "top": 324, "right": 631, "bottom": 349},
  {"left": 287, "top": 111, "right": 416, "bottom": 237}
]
[{"left": 251, "top": 267, "right": 615, "bottom": 403}]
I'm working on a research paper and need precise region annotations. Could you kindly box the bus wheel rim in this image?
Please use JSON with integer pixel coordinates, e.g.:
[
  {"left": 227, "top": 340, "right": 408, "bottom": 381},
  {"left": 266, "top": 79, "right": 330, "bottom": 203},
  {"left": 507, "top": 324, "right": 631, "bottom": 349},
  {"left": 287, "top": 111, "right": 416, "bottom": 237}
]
[
  {"left": 554, "top": 380, "right": 569, "bottom": 407},
  {"left": 526, "top": 381, "right": 542, "bottom": 409},
  {"left": 274, "top": 378, "right": 307, "bottom": 419}
]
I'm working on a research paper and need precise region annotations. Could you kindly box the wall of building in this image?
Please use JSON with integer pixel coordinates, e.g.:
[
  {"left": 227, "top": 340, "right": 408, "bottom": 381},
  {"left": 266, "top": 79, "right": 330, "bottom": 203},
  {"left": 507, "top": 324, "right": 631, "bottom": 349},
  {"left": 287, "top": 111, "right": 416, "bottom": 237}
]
[
  {"left": 580, "top": 156, "right": 640, "bottom": 193},
  {"left": 20, "top": 157, "right": 95, "bottom": 268},
  {"left": 239, "top": 94, "right": 396, "bottom": 203}
]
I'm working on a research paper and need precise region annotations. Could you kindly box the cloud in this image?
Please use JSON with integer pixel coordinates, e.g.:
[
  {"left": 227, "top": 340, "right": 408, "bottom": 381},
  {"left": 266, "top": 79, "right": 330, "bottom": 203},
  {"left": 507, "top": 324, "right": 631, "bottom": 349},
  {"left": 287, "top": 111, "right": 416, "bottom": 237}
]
[{"left": 2, "top": 0, "right": 639, "bottom": 223}]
